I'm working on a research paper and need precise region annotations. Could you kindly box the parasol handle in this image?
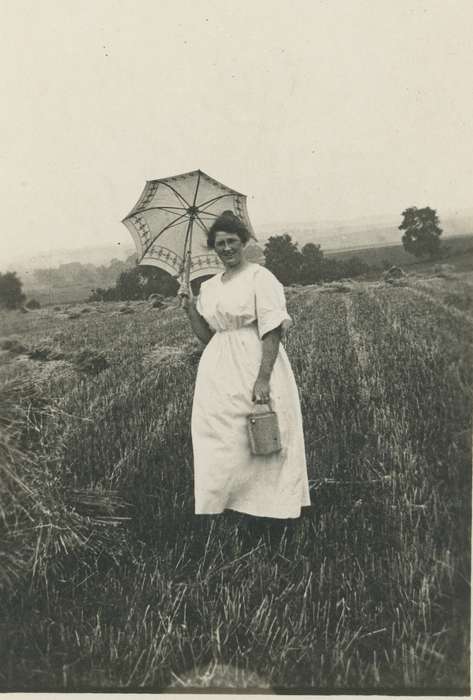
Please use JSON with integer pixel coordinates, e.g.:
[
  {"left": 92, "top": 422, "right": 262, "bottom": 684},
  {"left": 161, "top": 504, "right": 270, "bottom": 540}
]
[
  {"left": 184, "top": 248, "right": 192, "bottom": 288},
  {"left": 177, "top": 249, "right": 192, "bottom": 310}
]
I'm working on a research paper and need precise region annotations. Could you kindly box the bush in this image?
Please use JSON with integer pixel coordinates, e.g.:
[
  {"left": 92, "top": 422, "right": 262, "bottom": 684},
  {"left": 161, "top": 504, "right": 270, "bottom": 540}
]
[
  {"left": 433, "top": 263, "right": 456, "bottom": 277},
  {"left": 383, "top": 266, "right": 406, "bottom": 283},
  {"left": 25, "top": 299, "right": 41, "bottom": 310},
  {"left": 0, "top": 272, "right": 25, "bottom": 309},
  {"left": 88, "top": 266, "right": 178, "bottom": 303}
]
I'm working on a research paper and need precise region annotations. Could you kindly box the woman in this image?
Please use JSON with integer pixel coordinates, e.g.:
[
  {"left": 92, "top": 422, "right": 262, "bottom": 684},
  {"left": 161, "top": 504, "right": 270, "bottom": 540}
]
[{"left": 179, "top": 211, "right": 311, "bottom": 524}]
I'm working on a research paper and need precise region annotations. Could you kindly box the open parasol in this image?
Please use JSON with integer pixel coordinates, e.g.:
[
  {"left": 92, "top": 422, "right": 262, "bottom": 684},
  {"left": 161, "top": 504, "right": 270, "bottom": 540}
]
[{"left": 122, "top": 169, "right": 264, "bottom": 287}]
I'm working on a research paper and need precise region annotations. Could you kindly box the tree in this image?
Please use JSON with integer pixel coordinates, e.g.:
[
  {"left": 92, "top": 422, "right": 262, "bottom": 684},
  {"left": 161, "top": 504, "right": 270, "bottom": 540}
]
[
  {"left": 263, "top": 234, "right": 302, "bottom": 285},
  {"left": 0, "top": 271, "right": 25, "bottom": 309},
  {"left": 399, "top": 206, "right": 443, "bottom": 259},
  {"left": 340, "top": 256, "right": 371, "bottom": 278},
  {"left": 320, "top": 257, "right": 344, "bottom": 282},
  {"left": 88, "top": 265, "right": 178, "bottom": 302},
  {"left": 299, "top": 243, "right": 324, "bottom": 284}
]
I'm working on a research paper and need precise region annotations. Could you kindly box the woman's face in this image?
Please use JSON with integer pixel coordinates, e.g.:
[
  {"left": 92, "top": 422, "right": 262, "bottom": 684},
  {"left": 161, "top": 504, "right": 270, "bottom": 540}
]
[{"left": 213, "top": 231, "right": 245, "bottom": 268}]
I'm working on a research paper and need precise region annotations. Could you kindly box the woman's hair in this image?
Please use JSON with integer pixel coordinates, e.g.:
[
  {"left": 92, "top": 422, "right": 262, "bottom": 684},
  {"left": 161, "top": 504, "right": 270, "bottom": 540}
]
[{"left": 206, "top": 210, "right": 251, "bottom": 249}]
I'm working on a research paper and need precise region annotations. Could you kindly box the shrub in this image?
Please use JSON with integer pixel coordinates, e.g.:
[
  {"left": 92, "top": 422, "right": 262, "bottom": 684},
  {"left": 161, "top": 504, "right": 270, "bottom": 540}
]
[
  {"left": 383, "top": 266, "right": 406, "bottom": 282},
  {"left": 0, "top": 271, "right": 25, "bottom": 309}
]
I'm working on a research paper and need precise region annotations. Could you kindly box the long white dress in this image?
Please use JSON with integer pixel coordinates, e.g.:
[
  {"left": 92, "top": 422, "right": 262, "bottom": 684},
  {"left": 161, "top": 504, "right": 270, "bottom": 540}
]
[{"left": 191, "top": 262, "right": 311, "bottom": 519}]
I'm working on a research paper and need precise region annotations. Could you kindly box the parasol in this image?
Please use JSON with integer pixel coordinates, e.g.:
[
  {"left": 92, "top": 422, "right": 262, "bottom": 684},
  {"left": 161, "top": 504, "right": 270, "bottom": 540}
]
[{"left": 122, "top": 169, "right": 264, "bottom": 288}]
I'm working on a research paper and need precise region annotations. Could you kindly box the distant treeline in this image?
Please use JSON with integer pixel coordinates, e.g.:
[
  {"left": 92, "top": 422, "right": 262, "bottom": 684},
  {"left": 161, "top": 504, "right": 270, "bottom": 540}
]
[
  {"left": 19, "top": 235, "right": 387, "bottom": 305},
  {"left": 19, "top": 230, "right": 464, "bottom": 307},
  {"left": 29, "top": 255, "right": 137, "bottom": 290},
  {"left": 262, "top": 234, "right": 375, "bottom": 287},
  {"left": 86, "top": 235, "right": 379, "bottom": 302}
]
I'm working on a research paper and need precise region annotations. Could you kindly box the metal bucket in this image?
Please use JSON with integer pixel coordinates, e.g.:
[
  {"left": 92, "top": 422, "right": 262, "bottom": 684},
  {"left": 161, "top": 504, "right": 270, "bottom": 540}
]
[{"left": 247, "top": 402, "right": 282, "bottom": 456}]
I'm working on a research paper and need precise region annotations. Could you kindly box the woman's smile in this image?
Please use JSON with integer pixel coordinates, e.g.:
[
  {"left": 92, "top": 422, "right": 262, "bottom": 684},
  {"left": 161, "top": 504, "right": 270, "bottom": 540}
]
[{"left": 214, "top": 231, "right": 245, "bottom": 268}]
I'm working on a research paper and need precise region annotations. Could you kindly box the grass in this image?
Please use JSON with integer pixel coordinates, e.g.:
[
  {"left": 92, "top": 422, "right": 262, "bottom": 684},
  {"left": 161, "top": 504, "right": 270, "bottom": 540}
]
[{"left": 0, "top": 275, "right": 470, "bottom": 692}]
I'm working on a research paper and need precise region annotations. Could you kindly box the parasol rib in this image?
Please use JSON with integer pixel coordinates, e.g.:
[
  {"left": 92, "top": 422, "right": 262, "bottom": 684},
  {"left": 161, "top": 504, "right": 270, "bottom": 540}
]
[
  {"left": 131, "top": 205, "right": 188, "bottom": 216},
  {"left": 193, "top": 214, "right": 210, "bottom": 235},
  {"left": 192, "top": 170, "right": 201, "bottom": 207},
  {"left": 182, "top": 170, "right": 202, "bottom": 286},
  {"left": 141, "top": 212, "right": 189, "bottom": 259},
  {"left": 195, "top": 193, "right": 236, "bottom": 210},
  {"left": 158, "top": 181, "right": 192, "bottom": 209}
]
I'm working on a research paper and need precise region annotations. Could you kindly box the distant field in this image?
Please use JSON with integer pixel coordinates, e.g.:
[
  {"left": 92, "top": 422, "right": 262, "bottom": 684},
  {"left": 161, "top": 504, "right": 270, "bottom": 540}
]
[
  {"left": 0, "top": 271, "right": 471, "bottom": 692},
  {"left": 326, "top": 233, "right": 473, "bottom": 271},
  {"left": 22, "top": 283, "right": 96, "bottom": 306}
]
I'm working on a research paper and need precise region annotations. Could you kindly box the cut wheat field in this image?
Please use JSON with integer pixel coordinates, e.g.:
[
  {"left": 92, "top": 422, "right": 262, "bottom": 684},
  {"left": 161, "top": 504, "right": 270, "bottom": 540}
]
[{"left": 0, "top": 272, "right": 471, "bottom": 692}]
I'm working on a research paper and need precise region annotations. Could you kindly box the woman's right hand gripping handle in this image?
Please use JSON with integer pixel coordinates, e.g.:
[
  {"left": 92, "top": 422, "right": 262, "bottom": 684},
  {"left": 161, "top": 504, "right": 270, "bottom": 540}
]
[
  {"left": 178, "top": 283, "right": 214, "bottom": 345},
  {"left": 178, "top": 282, "right": 193, "bottom": 312}
]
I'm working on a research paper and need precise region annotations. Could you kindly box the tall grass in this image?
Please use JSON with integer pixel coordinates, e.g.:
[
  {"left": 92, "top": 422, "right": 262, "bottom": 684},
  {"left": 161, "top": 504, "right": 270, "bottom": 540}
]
[{"left": 0, "top": 286, "right": 470, "bottom": 691}]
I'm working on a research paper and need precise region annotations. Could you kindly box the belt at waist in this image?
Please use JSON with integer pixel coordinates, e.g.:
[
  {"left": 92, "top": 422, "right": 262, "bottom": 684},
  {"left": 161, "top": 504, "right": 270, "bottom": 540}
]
[{"left": 214, "top": 321, "right": 258, "bottom": 334}]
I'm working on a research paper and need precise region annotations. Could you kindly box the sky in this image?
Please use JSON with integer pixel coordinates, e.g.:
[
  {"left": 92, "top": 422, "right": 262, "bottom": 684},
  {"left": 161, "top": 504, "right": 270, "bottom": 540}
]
[{"left": 1, "top": 0, "right": 472, "bottom": 263}]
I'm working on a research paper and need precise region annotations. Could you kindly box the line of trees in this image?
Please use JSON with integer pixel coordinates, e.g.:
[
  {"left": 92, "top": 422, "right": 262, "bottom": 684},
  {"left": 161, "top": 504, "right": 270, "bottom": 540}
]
[
  {"left": 86, "top": 235, "right": 373, "bottom": 302},
  {"left": 1, "top": 206, "right": 446, "bottom": 308},
  {"left": 88, "top": 266, "right": 179, "bottom": 301},
  {"left": 31, "top": 255, "right": 137, "bottom": 289},
  {"left": 263, "top": 234, "right": 372, "bottom": 286}
]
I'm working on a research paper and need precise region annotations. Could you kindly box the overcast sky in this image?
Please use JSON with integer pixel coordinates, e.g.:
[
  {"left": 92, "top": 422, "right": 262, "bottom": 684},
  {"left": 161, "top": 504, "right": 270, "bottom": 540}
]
[{"left": 1, "top": 0, "right": 472, "bottom": 262}]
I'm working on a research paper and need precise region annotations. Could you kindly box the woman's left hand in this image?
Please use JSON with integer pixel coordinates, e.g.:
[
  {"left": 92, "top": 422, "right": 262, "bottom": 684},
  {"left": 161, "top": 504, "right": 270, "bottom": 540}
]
[{"left": 252, "top": 376, "right": 271, "bottom": 404}]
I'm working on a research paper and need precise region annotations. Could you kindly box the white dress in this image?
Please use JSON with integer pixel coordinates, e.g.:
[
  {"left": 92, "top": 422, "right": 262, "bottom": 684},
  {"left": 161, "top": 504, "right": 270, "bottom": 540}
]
[{"left": 191, "top": 262, "right": 311, "bottom": 519}]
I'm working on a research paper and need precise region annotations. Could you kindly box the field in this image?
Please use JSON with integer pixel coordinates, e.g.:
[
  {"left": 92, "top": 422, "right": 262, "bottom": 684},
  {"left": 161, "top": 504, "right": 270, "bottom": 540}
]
[
  {"left": 20, "top": 283, "right": 97, "bottom": 307},
  {"left": 0, "top": 269, "right": 471, "bottom": 692},
  {"left": 326, "top": 233, "right": 473, "bottom": 273}
]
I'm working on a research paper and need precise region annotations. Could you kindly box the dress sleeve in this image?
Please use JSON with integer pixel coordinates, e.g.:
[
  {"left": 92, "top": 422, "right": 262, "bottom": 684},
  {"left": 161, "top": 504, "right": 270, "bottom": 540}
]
[
  {"left": 195, "top": 279, "right": 207, "bottom": 317},
  {"left": 195, "top": 290, "right": 204, "bottom": 316},
  {"left": 254, "top": 267, "right": 292, "bottom": 340}
]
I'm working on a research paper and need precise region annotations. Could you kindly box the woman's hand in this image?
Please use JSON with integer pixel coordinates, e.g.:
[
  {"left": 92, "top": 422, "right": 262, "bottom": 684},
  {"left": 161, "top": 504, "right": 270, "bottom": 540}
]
[
  {"left": 178, "top": 282, "right": 193, "bottom": 312},
  {"left": 178, "top": 285, "right": 214, "bottom": 345},
  {"left": 280, "top": 318, "right": 292, "bottom": 339},
  {"left": 252, "top": 327, "right": 280, "bottom": 404},
  {"left": 252, "top": 376, "right": 271, "bottom": 404}
]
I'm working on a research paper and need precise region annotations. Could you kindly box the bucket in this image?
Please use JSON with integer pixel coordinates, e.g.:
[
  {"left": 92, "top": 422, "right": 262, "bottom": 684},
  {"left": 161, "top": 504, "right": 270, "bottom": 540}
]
[{"left": 247, "top": 402, "right": 282, "bottom": 456}]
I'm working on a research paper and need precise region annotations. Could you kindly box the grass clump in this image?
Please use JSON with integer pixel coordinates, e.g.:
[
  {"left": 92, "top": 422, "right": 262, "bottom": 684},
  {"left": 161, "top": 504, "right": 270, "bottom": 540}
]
[
  {"left": 0, "top": 337, "right": 28, "bottom": 355},
  {"left": 71, "top": 347, "right": 109, "bottom": 375}
]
